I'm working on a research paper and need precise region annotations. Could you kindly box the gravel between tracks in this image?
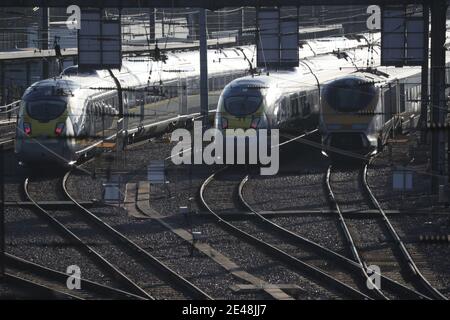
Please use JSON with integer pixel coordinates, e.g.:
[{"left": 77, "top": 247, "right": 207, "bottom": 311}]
[
  {"left": 5, "top": 207, "right": 118, "bottom": 289},
  {"left": 66, "top": 140, "right": 267, "bottom": 299}
]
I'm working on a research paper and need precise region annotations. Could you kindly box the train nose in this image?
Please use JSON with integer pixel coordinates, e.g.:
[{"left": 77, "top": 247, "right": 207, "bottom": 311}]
[{"left": 16, "top": 137, "right": 72, "bottom": 164}]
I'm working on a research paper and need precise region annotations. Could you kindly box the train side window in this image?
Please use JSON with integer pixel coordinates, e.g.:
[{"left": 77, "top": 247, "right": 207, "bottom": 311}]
[
  {"left": 281, "top": 98, "right": 288, "bottom": 120},
  {"left": 86, "top": 102, "right": 92, "bottom": 115},
  {"left": 299, "top": 95, "right": 306, "bottom": 116},
  {"left": 221, "top": 75, "right": 227, "bottom": 88},
  {"left": 209, "top": 78, "right": 214, "bottom": 91},
  {"left": 290, "top": 95, "right": 298, "bottom": 117}
]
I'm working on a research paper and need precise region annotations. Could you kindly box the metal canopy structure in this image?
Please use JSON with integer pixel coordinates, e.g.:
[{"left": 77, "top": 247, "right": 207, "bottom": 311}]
[
  {"left": 0, "top": 0, "right": 428, "bottom": 9},
  {"left": 78, "top": 9, "right": 122, "bottom": 70},
  {"left": 256, "top": 8, "right": 299, "bottom": 68},
  {"left": 381, "top": 5, "right": 426, "bottom": 66}
]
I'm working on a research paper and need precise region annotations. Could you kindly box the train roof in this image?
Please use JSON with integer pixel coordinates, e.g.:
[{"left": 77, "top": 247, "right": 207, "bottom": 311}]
[
  {"left": 24, "top": 33, "right": 378, "bottom": 96},
  {"left": 224, "top": 43, "right": 383, "bottom": 94}
]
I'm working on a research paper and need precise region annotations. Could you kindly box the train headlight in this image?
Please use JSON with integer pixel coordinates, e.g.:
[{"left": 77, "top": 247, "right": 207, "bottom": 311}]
[
  {"left": 55, "top": 123, "right": 65, "bottom": 136},
  {"left": 250, "top": 118, "right": 260, "bottom": 129},
  {"left": 23, "top": 123, "right": 32, "bottom": 136},
  {"left": 221, "top": 117, "right": 229, "bottom": 129},
  {"left": 250, "top": 115, "right": 267, "bottom": 129}
]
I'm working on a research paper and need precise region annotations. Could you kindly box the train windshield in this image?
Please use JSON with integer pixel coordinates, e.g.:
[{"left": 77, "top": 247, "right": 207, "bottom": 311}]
[
  {"left": 26, "top": 100, "right": 66, "bottom": 122},
  {"left": 224, "top": 95, "right": 262, "bottom": 116},
  {"left": 324, "top": 78, "right": 378, "bottom": 112}
]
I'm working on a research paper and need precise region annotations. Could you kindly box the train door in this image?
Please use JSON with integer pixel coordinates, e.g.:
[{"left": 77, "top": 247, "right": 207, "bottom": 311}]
[
  {"left": 290, "top": 94, "right": 298, "bottom": 119},
  {"left": 85, "top": 101, "right": 93, "bottom": 137},
  {"left": 178, "top": 77, "right": 188, "bottom": 115},
  {"left": 138, "top": 90, "right": 145, "bottom": 123},
  {"left": 280, "top": 98, "right": 288, "bottom": 124},
  {"left": 299, "top": 93, "right": 309, "bottom": 119},
  {"left": 399, "top": 83, "right": 406, "bottom": 113},
  {"left": 383, "top": 83, "right": 399, "bottom": 135}
]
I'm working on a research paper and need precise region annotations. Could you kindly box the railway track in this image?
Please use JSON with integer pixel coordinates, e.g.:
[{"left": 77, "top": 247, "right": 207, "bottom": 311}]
[
  {"left": 22, "top": 172, "right": 212, "bottom": 300},
  {"left": 200, "top": 166, "right": 372, "bottom": 300},
  {"left": 63, "top": 170, "right": 212, "bottom": 300},
  {"left": 239, "top": 172, "right": 430, "bottom": 300},
  {"left": 4, "top": 253, "right": 143, "bottom": 300},
  {"left": 326, "top": 163, "right": 447, "bottom": 300}
]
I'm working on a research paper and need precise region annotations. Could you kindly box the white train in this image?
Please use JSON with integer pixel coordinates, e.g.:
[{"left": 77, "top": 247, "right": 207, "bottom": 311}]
[
  {"left": 15, "top": 46, "right": 253, "bottom": 164},
  {"left": 14, "top": 35, "right": 376, "bottom": 165},
  {"left": 214, "top": 35, "right": 380, "bottom": 144},
  {"left": 214, "top": 33, "right": 450, "bottom": 161}
]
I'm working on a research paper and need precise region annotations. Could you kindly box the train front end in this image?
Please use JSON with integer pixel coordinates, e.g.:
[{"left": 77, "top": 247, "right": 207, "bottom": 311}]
[
  {"left": 15, "top": 81, "right": 77, "bottom": 165},
  {"left": 214, "top": 79, "right": 271, "bottom": 164},
  {"left": 320, "top": 76, "right": 380, "bottom": 158}
]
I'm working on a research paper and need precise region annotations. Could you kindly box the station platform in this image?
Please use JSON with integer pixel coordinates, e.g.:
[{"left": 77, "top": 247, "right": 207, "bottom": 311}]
[{"left": 0, "top": 37, "right": 236, "bottom": 62}]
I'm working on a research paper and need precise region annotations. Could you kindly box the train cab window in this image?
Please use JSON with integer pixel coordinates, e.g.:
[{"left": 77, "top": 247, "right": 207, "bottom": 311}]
[
  {"left": 225, "top": 95, "right": 262, "bottom": 116},
  {"left": 290, "top": 96, "right": 299, "bottom": 117},
  {"left": 323, "top": 77, "right": 378, "bottom": 112},
  {"left": 280, "top": 98, "right": 288, "bottom": 120},
  {"left": 299, "top": 94, "right": 311, "bottom": 118},
  {"left": 25, "top": 99, "right": 66, "bottom": 122}
]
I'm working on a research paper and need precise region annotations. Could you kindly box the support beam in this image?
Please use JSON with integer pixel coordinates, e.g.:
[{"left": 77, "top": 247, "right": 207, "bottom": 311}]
[
  {"left": 199, "top": 8, "right": 208, "bottom": 132},
  {"left": 187, "top": 12, "right": 198, "bottom": 40},
  {"left": 41, "top": 7, "right": 49, "bottom": 79},
  {"left": 0, "top": 145, "right": 4, "bottom": 278},
  {"left": 149, "top": 8, "right": 155, "bottom": 43},
  {"left": 420, "top": 4, "right": 429, "bottom": 144},
  {"left": 430, "top": 0, "right": 448, "bottom": 193},
  {"left": 238, "top": 7, "right": 244, "bottom": 45},
  {"left": 0, "top": 61, "right": 4, "bottom": 105},
  {"left": 0, "top": 0, "right": 427, "bottom": 9},
  {"left": 161, "top": 9, "right": 165, "bottom": 38}
]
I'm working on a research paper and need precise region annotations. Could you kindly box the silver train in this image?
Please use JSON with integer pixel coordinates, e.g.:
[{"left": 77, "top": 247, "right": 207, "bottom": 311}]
[
  {"left": 214, "top": 35, "right": 380, "bottom": 145},
  {"left": 15, "top": 34, "right": 383, "bottom": 165},
  {"left": 214, "top": 36, "right": 450, "bottom": 160},
  {"left": 15, "top": 46, "right": 254, "bottom": 164}
]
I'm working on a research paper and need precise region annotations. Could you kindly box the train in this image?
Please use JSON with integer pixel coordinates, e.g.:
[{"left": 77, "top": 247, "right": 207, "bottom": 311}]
[
  {"left": 214, "top": 36, "right": 379, "bottom": 153},
  {"left": 320, "top": 48, "right": 450, "bottom": 158},
  {"left": 15, "top": 46, "right": 253, "bottom": 164},
  {"left": 214, "top": 38, "right": 450, "bottom": 161},
  {"left": 15, "top": 35, "right": 369, "bottom": 165},
  {"left": 320, "top": 68, "right": 420, "bottom": 157}
]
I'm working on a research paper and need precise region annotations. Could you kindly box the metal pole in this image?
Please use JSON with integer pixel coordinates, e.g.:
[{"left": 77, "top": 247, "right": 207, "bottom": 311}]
[
  {"left": 108, "top": 69, "right": 124, "bottom": 154},
  {"left": 238, "top": 7, "right": 244, "bottom": 45},
  {"left": 199, "top": 8, "right": 208, "bottom": 132},
  {"left": 149, "top": 8, "right": 155, "bottom": 43},
  {"left": 430, "top": 0, "right": 448, "bottom": 193},
  {"left": 41, "top": 7, "right": 49, "bottom": 79},
  {"left": 0, "top": 61, "right": 4, "bottom": 105},
  {"left": 420, "top": 4, "right": 429, "bottom": 144},
  {"left": 0, "top": 145, "right": 4, "bottom": 278},
  {"left": 161, "top": 10, "right": 165, "bottom": 38}
]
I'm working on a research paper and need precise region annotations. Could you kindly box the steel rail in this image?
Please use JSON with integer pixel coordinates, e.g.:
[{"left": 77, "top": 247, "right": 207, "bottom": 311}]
[
  {"left": 5, "top": 253, "right": 144, "bottom": 300},
  {"left": 4, "top": 273, "right": 83, "bottom": 300},
  {"left": 23, "top": 177, "right": 154, "bottom": 300},
  {"left": 238, "top": 174, "right": 430, "bottom": 300},
  {"left": 63, "top": 171, "right": 213, "bottom": 300},
  {"left": 326, "top": 165, "right": 389, "bottom": 300},
  {"left": 199, "top": 167, "right": 372, "bottom": 300},
  {"left": 362, "top": 162, "right": 448, "bottom": 300}
]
